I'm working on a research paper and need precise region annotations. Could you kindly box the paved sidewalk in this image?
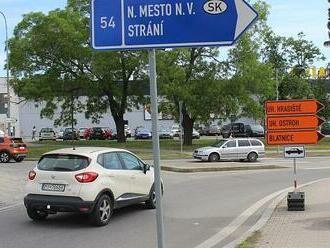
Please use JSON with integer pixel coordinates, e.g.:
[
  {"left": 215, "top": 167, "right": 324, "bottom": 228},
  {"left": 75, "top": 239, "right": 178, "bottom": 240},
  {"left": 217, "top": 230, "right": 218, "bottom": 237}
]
[{"left": 256, "top": 179, "right": 330, "bottom": 248}]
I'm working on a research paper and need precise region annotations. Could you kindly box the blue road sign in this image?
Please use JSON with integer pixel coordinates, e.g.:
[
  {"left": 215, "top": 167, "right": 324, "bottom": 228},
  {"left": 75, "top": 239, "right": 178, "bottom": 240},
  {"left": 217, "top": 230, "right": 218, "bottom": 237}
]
[{"left": 91, "top": 0, "right": 258, "bottom": 50}]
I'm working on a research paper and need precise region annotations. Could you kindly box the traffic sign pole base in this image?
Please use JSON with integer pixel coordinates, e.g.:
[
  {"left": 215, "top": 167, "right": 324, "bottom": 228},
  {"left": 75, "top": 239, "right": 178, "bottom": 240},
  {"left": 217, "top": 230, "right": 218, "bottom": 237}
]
[{"left": 287, "top": 192, "right": 305, "bottom": 211}]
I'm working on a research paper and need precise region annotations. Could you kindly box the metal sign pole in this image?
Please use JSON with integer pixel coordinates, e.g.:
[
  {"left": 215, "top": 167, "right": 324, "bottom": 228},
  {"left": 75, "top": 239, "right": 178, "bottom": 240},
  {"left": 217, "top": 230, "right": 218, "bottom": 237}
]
[
  {"left": 148, "top": 49, "right": 165, "bottom": 248},
  {"left": 179, "top": 101, "right": 183, "bottom": 153},
  {"left": 293, "top": 158, "right": 297, "bottom": 191}
]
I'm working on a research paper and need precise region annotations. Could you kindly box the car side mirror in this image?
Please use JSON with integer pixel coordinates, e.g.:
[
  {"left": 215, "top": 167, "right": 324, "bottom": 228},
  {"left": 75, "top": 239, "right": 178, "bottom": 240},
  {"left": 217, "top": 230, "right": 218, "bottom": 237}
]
[{"left": 143, "top": 164, "right": 150, "bottom": 174}]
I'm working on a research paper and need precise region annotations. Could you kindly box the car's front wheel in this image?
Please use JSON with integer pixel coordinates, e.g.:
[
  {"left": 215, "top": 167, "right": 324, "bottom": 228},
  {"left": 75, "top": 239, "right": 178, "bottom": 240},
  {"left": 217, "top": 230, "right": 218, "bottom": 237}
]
[
  {"left": 0, "top": 151, "right": 10, "bottom": 163},
  {"left": 26, "top": 207, "right": 48, "bottom": 221},
  {"left": 90, "top": 194, "right": 113, "bottom": 226},
  {"left": 208, "top": 153, "right": 220, "bottom": 162}
]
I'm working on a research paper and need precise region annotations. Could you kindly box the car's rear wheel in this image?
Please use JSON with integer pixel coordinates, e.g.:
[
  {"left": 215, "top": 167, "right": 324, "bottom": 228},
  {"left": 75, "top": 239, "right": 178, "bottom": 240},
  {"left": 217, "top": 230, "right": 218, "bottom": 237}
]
[
  {"left": 208, "top": 153, "right": 220, "bottom": 162},
  {"left": 90, "top": 194, "right": 113, "bottom": 226},
  {"left": 247, "top": 152, "right": 258, "bottom": 162},
  {"left": 0, "top": 152, "right": 10, "bottom": 163},
  {"left": 26, "top": 207, "right": 48, "bottom": 221},
  {"left": 14, "top": 157, "right": 24, "bottom": 163}
]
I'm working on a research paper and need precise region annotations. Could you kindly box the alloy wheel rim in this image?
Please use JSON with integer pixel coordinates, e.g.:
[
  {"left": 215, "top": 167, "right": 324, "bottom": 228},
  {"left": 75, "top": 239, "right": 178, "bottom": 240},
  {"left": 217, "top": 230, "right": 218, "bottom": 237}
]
[
  {"left": 1, "top": 153, "right": 8, "bottom": 162},
  {"left": 99, "top": 199, "right": 111, "bottom": 222}
]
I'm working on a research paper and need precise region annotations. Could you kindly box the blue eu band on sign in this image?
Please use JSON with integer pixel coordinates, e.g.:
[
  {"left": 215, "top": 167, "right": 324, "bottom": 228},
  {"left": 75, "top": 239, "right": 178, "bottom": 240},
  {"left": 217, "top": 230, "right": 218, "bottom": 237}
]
[{"left": 91, "top": 0, "right": 258, "bottom": 50}]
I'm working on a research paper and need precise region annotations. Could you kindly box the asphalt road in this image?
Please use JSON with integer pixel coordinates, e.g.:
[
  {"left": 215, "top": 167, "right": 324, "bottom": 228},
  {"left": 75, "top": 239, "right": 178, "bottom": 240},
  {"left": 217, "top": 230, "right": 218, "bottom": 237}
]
[{"left": 1, "top": 157, "right": 330, "bottom": 248}]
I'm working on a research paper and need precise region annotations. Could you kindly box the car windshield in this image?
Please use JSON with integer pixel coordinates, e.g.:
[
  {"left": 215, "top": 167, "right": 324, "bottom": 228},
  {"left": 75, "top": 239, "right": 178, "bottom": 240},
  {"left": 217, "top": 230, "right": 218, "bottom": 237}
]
[
  {"left": 160, "top": 128, "right": 170, "bottom": 132},
  {"left": 211, "top": 140, "right": 227, "bottom": 148},
  {"left": 41, "top": 128, "right": 53, "bottom": 132},
  {"left": 137, "top": 128, "right": 149, "bottom": 132},
  {"left": 38, "top": 154, "right": 90, "bottom": 172},
  {"left": 11, "top": 138, "right": 23, "bottom": 144},
  {"left": 250, "top": 125, "right": 264, "bottom": 131}
]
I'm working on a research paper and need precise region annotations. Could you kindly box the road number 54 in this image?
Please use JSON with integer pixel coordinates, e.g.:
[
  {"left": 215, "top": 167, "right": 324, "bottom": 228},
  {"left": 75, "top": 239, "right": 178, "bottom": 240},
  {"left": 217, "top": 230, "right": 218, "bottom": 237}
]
[{"left": 100, "top": 16, "right": 115, "bottom": 29}]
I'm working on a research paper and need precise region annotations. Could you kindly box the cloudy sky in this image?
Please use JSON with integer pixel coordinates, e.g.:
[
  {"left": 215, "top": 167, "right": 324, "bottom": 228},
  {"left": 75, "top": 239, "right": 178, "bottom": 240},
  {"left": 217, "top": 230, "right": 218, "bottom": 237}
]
[{"left": 0, "top": 0, "right": 329, "bottom": 76}]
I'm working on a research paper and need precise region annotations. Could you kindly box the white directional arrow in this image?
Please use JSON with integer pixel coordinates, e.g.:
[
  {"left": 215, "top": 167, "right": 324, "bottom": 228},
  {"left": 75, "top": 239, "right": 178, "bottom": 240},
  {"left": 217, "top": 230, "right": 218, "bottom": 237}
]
[{"left": 234, "top": 0, "right": 259, "bottom": 40}]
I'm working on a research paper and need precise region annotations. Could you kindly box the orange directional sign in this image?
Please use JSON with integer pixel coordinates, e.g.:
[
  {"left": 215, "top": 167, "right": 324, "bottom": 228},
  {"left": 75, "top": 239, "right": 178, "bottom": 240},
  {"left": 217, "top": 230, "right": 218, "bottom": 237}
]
[
  {"left": 267, "top": 115, "right": 325, "bottom": 131},
  {"left": 265, "top": 99, "right": 325, "bottom": 145},
  {"left": 266, "top": 100, "right": 324, "bottom": 116},
  {"left": 267, "top": 131, "right": 325, "bottom": 145}
]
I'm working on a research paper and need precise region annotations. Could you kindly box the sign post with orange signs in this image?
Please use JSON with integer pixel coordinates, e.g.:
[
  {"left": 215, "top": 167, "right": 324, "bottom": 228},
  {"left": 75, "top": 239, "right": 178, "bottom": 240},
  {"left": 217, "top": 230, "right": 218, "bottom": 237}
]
[
  {"left": 265, "top": 100, "right": 325, "bottom": 209},
  {"left": 265, "top": 100, "right": 325, "bottom": 145}
]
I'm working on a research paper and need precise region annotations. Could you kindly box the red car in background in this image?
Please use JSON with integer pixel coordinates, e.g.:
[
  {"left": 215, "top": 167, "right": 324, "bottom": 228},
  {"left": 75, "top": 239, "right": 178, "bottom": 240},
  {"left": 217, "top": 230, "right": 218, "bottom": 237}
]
[
  {"left": 83, "top": 127, "right": 112, "bottom": 140},
  {"left": 0, "top": 136, "right": 28, "bottom": 163}
]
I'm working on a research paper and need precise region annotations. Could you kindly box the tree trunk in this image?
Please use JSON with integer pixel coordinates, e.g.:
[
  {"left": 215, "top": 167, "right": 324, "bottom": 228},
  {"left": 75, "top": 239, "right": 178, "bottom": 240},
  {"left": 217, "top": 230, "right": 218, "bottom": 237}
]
[
  {"left": 182, "top": 107, "right": 194, "bottom": 146},
  {"left": 113, "top": 114, "right": 126, "bottom": 143}
]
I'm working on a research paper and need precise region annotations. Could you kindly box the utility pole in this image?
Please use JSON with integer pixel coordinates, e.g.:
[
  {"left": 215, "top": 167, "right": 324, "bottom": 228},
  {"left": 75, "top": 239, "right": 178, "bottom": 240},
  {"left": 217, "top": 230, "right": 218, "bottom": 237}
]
[
  {"left": 0, "top": 11, "right": 11, "bottom": 136},
  {"left": 275, "top": 68, "right": 280, "bottom": 155}
]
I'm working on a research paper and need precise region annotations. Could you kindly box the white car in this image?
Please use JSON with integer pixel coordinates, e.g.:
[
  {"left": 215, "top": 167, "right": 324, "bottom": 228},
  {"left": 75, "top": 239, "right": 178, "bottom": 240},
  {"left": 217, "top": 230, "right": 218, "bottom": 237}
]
[
  {"left": 193, "top": 138, "right": 265, "bottom": 162},
  {"left": 24, "top": 147, "right": 160, "bottom": 226}
]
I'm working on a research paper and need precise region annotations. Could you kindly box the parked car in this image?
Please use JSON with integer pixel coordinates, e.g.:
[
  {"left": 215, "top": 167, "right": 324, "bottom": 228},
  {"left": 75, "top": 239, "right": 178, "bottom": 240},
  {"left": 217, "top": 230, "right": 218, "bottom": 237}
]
[
  {"left": 0, "top": 136, "right": 28, "bottom": 163},
  {"left": 62, "top": 128, "right": 80, "bottom": 141},
  {"left": 159, "top": 127, "right": 174, "bottom": 139},
  {"left": 39, "top": 128, "right": 56, "bottom": 141},
  {"left": 199, "top": 124, "right": 221, "bottom": 136},
  {"left": 78, "top": 127, "right": 88, "bottom": 139},
  {"left": 192, "top": 129, "right": 200, "bottom": 139},
  {"left": 193, "top": 138, "right": 265, "bottom": 162},
  {"left": 245, "top": 124, "right": 265, "bottom": 137},
  {"left": 24, "top": 147, "right": 160, "bottom": 226},
  {"left": 221, "top": 123, "right": 264, "bottom": 138},
  {"left": 135, "top": 127, "right": 152, "bottom": 139},
  {"left": 56, "top": 129, "right": 64, "bottom": 139},
  {"left": 171, "top": 124, "right": 180, "bottom": 137},
  {"left": 88, "top": 127, "right": 112, "bottom": 140},
  {"left": 125, "top": 124, "right": 132, "bottom": 138},
  {"left": 110, "top": 125, "right": 131, "bottom": 140}
]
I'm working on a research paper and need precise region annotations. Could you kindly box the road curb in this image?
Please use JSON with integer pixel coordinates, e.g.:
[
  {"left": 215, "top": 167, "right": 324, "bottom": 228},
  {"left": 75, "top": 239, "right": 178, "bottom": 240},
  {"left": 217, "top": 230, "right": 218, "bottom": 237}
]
[
  {"left": 161, "top": 165, "right": 286, "bottom": 173},
  {"left": 224, "top": 178, "right": 330, "bottom": 248}
]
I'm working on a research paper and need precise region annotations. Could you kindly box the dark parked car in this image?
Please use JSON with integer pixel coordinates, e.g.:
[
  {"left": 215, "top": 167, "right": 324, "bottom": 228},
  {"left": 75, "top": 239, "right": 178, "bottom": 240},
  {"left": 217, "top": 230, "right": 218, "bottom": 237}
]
[
  {"left": 135, "top": 127, "right": 152, "bottom": 139},
  {"left": 245, "top": 124, "right": 265, "bottom": 137},
  {"left": 62, "top": 128, "right": 80, "bottom": 141},
  {"left": 221, "top": 123, "right": 264, "bottom": 138}
]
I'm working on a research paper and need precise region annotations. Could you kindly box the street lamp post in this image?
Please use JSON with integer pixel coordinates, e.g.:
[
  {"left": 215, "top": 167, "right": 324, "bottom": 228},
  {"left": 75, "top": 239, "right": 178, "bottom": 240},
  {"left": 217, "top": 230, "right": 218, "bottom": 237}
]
[{"left": 0, "top": 11, "right": 11, "bottom": 136}]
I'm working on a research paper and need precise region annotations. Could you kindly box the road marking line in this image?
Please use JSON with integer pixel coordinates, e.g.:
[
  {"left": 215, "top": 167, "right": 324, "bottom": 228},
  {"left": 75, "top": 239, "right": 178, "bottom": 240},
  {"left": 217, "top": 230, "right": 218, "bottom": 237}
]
[
  {"left": 0, "top": 203, "right": 22, "bottom": 213},
  {"left": 304, "top": 167, "right": 330, "bottom": 170},
  {"left": 194, "top": 178, "right": 329, "bottom": 248}
]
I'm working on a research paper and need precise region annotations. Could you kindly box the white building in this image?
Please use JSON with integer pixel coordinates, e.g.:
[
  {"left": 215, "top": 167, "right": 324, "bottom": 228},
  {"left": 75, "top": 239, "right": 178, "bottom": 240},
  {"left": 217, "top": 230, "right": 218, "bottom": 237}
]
[{"left": 0, "top": 77, "right": 21, "bottom": 136}]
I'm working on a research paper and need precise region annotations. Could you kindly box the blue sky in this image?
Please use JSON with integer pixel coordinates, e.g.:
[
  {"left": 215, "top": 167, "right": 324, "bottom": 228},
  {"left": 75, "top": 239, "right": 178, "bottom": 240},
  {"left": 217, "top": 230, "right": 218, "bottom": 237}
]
[{"left": 0, "top": 0, "right": 329, "bottom": 76}]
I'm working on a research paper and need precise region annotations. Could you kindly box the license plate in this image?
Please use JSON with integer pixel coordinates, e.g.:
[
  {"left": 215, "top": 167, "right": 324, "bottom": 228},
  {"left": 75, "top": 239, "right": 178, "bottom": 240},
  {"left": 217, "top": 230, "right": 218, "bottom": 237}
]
[
  {"left": 42, "top": 183, "right": 65, "bottom": 192},
  {"left": 19, "top": 147, "right": 25, "bottom": 150}
]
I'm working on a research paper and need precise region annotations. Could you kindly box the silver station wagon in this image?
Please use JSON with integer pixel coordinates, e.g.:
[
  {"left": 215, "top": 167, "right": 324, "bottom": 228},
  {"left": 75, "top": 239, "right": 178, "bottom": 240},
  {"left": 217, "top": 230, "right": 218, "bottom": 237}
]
[{"left": 193, "top": 138, "right": 265, "bottom": 162}]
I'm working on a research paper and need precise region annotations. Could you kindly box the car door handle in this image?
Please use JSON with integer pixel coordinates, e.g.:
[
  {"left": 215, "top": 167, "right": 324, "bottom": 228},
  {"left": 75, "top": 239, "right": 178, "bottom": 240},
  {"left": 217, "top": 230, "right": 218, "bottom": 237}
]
[{"left": 130, "top": 176, "right": 136, "bottom": 179}]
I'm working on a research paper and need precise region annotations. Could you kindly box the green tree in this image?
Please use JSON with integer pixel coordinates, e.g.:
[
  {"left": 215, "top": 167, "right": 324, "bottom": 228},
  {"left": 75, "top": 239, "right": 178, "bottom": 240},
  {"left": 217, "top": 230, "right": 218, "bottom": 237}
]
[
  {"left": 9, "top": 2, "right": 147, "bottom": 142},
  {"left": 228, "top": 1, "right": 276, "bottom": 120},
  {"left": 157, "top": 47, "right": 230, "bottom": 145}
]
